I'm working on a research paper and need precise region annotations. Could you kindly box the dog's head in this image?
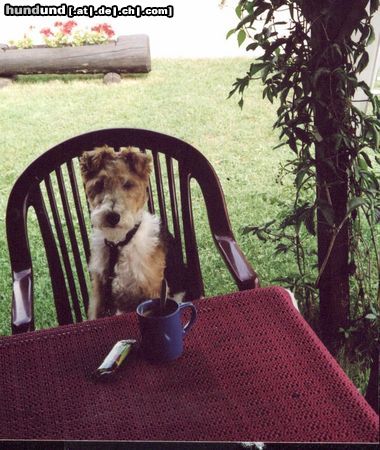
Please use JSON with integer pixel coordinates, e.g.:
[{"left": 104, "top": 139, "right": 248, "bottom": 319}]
[{"left": 80, "top": 145, "right": 152, "bottom": 240}]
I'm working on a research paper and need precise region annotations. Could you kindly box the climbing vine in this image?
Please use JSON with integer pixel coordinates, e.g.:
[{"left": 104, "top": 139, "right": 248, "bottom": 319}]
[{"left": 227, "top": 0, "right": 379, "bottom": 397}]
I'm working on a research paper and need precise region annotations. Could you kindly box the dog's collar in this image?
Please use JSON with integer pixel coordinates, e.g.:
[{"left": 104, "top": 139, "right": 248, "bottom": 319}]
[
  {"left": 104, "top": 222, "right": 141, "bottom": 250},
  {"left": 103, "top": 222, "right": 141, "bottom": 316}
]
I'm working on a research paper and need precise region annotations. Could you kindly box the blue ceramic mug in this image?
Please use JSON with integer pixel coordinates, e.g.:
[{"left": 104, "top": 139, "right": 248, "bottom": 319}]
[{"left": 136, "top": 299, "right": 197, "bottom": 362}]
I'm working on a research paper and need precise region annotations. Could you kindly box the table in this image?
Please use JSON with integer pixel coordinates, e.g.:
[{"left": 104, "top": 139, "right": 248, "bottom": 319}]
[{"left": 0, "top": 287, "right": 378, "bottom": 442}]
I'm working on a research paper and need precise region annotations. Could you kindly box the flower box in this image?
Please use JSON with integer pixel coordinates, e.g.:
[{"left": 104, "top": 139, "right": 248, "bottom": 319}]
[{"left": 0, "top": 34, "right": 151, "bottom": 79}]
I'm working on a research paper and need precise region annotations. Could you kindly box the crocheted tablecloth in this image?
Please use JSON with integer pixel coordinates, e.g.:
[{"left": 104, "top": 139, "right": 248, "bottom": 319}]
[{"left": 0, "top": 287, "right": 378, "bottom": 442}]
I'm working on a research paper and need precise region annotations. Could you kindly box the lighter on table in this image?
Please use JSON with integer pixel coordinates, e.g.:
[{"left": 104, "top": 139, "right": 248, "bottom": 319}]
[{"left": 93, "top": 339, "right": 137, "bottom": 379}]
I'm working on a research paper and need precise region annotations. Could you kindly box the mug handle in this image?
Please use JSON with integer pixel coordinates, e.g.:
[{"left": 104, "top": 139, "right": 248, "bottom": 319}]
[{"left": 179, "top": 302, "right": 197, "bottom": 336}]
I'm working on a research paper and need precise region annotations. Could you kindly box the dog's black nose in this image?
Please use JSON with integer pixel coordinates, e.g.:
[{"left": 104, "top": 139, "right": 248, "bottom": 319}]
[{"left": 106, "top": 212, "right": 120, "bottom": 227}]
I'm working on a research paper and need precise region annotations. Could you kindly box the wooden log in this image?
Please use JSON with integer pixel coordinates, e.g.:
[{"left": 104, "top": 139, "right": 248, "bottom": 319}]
[
  {"left": 0, "top": 35, "right": 151, "bottom": 76},
  {"left": 0, "top": 77, "right": 13, "bottom": 88},
  {"left": 103, "top": 72, "right": 122, "bottom": 84}
]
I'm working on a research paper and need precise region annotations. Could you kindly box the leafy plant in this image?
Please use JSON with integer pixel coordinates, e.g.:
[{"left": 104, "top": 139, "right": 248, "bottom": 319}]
[
  {"left": 9, "top": 22, "right": 115, "bottom": 48},
  {"left": 227, "top": 0, "right": 379, "bottom": 406},
  {"left": 8, "top": 26, "right": 35, "bottom": 48},
  {"left": 41, "top": 21, "right": 115, "bottom": 47}
]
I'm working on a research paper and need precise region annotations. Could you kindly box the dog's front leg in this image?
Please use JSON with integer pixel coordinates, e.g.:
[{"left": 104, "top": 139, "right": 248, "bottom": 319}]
[{"left": 87, "top": 273, "right": 106, "bottom": 320}]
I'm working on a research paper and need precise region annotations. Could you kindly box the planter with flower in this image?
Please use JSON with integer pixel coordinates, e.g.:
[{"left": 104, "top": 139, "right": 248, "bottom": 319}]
[{"left": 0, "top": 21, "right": 151, "bottom": 83}]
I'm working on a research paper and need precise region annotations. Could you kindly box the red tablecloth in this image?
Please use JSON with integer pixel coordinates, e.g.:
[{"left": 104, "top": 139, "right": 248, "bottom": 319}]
[{"left": 0, "top": 287, "right": 378, "bottom": 442}]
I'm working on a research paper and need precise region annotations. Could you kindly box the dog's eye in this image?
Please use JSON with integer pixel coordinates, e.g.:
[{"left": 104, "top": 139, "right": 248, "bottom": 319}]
[
  {"left": 93, "top": 179, "right": 104, "bottom": 194},
  {"left": 123, "top": 180, "right": 135, "bottom": 190}
]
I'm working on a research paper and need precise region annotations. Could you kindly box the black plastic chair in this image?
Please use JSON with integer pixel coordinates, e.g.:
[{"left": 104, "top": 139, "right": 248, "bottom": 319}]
[{"left": 6, "top": 128, "right": 259, "bottom": 334}]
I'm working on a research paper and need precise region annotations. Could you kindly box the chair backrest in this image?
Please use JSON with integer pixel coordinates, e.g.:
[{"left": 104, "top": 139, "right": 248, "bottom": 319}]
[{"left": 7, "top": 128, "right": 258, "bottom": 333}]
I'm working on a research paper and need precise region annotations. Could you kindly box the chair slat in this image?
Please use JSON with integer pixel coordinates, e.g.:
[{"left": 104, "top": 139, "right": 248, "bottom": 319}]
[
  {"left": 152, "top": 150, "right": 167, "bottom": 227},
  {"left": 179, "top": 165, "right": 204, "bottom": 299},
  {"left": 67, "top": 160, "right": 91, "bottom": 263},
  {"left": 56, "top": 167, "right": 89, "bottom": 318},
  {"left": 141, "top": 148, "right": 155, "bottom": 214},
  {"left": 45, "top": 174, "right": 82, "bottom": 321},
  {"left": 166, "top": 155, "right": 184, "bottom": 264},
  {"left": 30, "top": 185, "right": 73, "bottom": 325},
  {"left": 76, "top": 156, "right": 92, "bottom": 219},
  {"left": 147, "top": 178, "right": 155, "bottom": 214}
]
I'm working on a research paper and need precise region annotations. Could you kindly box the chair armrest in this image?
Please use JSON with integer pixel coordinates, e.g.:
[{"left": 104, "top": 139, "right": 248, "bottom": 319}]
[
  {"left": 214, "top": 235, "right": 259, "bottom": 291},
  {"left": 12, "top": 268, "right": 34, "bottom": 334}
]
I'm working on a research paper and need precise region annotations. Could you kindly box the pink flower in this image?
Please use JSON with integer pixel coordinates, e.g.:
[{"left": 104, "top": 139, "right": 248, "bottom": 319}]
[
  {"left": 91, "top": 23, "right": 115, "bottom": 38},
  {"left": 104, "top": 27, "right": 115, "bottom": 38},
  {"left": 102, "top": 23, "right": 115, "bottom": 37},
  {"left": 61, "top": 20, "right": 77, "bottom": 35},
  {"left": 40, "top": 28, "right": 53, "bottom": 37}
]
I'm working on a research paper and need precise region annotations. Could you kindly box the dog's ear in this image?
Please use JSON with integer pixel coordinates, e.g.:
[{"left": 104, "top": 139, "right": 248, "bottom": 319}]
[
  {"left": 80, "top": 146, "right": 114, "bottom": 181},
  {"left": 119, "top": 147, "right": 152, "bottom": 181}
]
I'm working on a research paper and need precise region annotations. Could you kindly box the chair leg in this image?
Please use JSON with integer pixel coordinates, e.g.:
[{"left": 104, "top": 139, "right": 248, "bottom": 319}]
[{"left": 365, "top": 346, "right": 379, "bottom": 413}]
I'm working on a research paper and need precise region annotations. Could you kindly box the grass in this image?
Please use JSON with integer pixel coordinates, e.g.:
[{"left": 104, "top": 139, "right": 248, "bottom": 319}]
[{"left": 0, "top": 58, "right": 297, "bottom": 335}]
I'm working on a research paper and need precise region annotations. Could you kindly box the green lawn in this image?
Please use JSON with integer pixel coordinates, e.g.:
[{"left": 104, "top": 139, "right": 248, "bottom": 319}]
[{"left": 0, "top": 58, "right": 298, "bottom": 335}]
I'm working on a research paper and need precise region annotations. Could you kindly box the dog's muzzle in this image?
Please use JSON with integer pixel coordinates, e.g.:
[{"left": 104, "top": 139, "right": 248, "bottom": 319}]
[{"left": 106, "top": 212, "right": 121, "bottom": 227}]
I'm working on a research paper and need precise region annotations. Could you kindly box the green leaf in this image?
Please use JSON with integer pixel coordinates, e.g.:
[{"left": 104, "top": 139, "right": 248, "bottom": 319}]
[
  {"left": 235, "top": 3, "right": 242, "bottom": 18},
  {"left": 274, "top": 243, "right": 290, "bottom": 254},
  {"left": 303, "top": 207, "right": 316, "bottom": 236},
  {"left": 370, "top": 0, "right": 379, "bottom": 14},
  {"left": 261, "top": 63, "right": 271, "bottom": 82},
  {"left": 359, "top": 152, "right": 373, "bottom": 169},
  {"left": 226, "top": 28, "right": 236, "bottom": 40},
  {"left": 246, "top": 1, "right": 254, "bottom": 15},
  {"left": 256, "top": 231, "right": 268, "bottom": 241},
  {"left": 365, "top": 313, "right": 377, "bottom": 320},
  {"left": 228, "top": 75, "right": 250, "bottom": 99},
  {"left": 273, "top": 142, "right": 287, "bottom": 150},
  {"left": 264, "top": 37, "right": 287, "bottom": 56},
  {"left": 357, "top": 51, "right": 369, "bottom": 73},
  {"left": 280, "top": 86, "right": 290, "bottom": 104},
  {"left": 372, "top": 124, "right": 380, "bottom": 150},
  {"left": 367, "top": 25, "right": 376, "bottom": 45},
  {"left": 300, "top": 70, "right": 311, "bottom": 95},
  {"left": 236, "top": 13, "right": 256, "bottom": 30},
  {"left": 287, "top": 135, "right": 298, "bottom": 154},
  {"left": 347, "top": 197, "right": 366, "bottom": 214},
  {"left": 295, "top": 168, "right": 307, "bottom": 189},
  {"left": 237, "top": 29, "right": 246, "bottom": 47},
  {"left": 358, "top": 155, "right": 368, "bottom": 170},
  {"left": 318, "top": 200, "right": 335, "bottom": 226},
  {"left": 293, "top": 127, "right": 312, "bottom": 144},
  {"left": 246, "top": 42, "right": 259, "bottom": 52},
  {"left": 255, "top": 2, "right": 271, "bottom": 19},
  {"left": 266, "top": 87, "right": 274, "bottom": 103},
  {"left": 249, "top": 62, "right": 267, "bottom": 76}
]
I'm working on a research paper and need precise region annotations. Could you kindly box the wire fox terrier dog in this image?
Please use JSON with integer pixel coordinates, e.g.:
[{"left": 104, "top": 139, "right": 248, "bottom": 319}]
[{"left": 80, "top": 145, "right": 184, "bottom": 319}]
